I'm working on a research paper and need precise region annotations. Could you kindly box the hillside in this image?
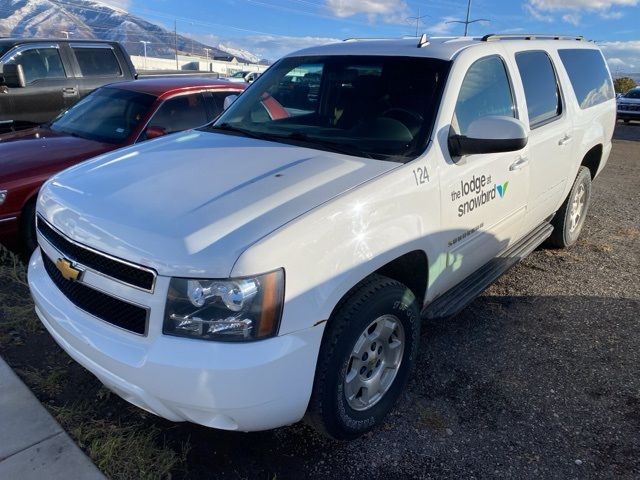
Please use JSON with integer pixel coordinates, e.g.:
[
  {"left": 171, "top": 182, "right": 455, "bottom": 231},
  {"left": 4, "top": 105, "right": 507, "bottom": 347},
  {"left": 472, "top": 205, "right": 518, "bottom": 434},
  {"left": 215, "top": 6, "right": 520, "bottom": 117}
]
[{"left": 0, "top": 0, "right": 259, "bottom": 63}]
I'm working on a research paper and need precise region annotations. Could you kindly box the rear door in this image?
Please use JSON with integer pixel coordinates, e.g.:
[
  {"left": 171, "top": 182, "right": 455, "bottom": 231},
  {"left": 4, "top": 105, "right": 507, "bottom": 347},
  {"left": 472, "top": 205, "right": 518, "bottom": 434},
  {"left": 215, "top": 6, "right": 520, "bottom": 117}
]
[
  {"left": 438, "top": 53, "right": 530, "bottom": 289},
  {"left": 69, "top": 43, "right": 127, "bottom": 99},
  {"left": 511, "top": 49, "right": 573, "bottom": 229},
  {"left": 2, "top": 42, "right": 79, "bottom": 125}
]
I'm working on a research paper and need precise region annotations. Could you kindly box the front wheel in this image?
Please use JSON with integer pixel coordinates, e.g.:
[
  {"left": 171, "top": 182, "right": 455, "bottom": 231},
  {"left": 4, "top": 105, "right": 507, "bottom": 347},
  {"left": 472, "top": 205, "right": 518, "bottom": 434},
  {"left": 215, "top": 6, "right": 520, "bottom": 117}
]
[
  {"left": 307, "top": 274, "right": 421, "bottom": 440},
  {"left": 547, "top": 166, "right": 592, "bottom": 248}
]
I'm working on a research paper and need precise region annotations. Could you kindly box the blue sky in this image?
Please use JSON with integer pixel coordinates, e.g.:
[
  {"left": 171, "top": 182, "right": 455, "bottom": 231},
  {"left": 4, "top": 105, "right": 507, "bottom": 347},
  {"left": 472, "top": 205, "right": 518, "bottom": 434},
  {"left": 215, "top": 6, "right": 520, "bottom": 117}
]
[{"left": 113, "top": 0, "right": 640, "bottom": 69}]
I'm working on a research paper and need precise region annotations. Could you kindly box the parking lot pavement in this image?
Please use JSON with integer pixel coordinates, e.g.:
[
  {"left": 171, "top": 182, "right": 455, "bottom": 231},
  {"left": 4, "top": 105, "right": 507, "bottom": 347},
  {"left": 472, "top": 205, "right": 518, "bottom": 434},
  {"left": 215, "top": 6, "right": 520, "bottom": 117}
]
[
  {"left": 0, "top": 358, "right": 104, "bottom": 480},
  {"left": 0, "top": 123, "right": 638, "bottom": 479}
]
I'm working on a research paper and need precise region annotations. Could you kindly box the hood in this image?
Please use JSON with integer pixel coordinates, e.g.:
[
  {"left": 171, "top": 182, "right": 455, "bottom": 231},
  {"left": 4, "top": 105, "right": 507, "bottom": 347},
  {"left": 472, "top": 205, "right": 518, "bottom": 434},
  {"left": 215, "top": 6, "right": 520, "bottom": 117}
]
[
  {"left": 39, "top": 130, "right": 398, "bottom": 277},
  {"left": 0, "top": 127, "right": 115, "bottom": 183}
]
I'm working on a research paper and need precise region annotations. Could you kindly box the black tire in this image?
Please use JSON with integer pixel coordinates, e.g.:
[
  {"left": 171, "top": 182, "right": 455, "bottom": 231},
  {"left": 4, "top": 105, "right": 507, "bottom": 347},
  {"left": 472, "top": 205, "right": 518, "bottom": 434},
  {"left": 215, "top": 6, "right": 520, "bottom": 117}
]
[
  {"left": 21, "top": 199, "right": 38, "bottom": 253},
  {"left": 547, "top": 166, "right": 592, "bottom": 248},
  {"left": 307, "top": 274, "right": 421, "bottom": 440}
]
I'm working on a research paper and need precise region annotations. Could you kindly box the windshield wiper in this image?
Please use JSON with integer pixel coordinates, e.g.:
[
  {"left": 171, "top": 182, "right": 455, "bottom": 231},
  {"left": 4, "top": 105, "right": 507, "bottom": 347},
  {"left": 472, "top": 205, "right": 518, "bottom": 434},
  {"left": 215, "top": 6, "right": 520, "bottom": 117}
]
[
  {"left": 209, "top": 123, "right": 273, "bottom": 141},
  {"left": 279, "top": 132, "right": 375, "bottom": 159}
]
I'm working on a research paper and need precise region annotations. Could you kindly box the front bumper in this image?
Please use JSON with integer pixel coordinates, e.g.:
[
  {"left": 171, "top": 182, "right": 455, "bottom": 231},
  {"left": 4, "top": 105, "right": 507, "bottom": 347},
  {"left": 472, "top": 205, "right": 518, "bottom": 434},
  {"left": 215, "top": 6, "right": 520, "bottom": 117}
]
[
  {"left": 28, "top": 248, "right": 323, "bottom": 431},
  {"left": 617, "top": 110, "right": 640, "bottom": 121}
]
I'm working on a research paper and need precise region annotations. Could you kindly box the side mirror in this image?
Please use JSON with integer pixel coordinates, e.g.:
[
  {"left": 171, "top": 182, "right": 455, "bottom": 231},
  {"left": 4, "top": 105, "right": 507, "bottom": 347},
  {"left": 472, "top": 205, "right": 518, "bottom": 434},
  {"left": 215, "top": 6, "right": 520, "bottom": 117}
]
[
  {"left": 0, "top": 64, "right": 26, "bottom": 88},
  {"left": 146, "top": 126, "right": 167, "bottom": 139},
  {"left": 223, "top": 94, "right": 239, "bottom": 110},
  {"left": 449, "top": 116, "right": 528, "bottom": 157}
]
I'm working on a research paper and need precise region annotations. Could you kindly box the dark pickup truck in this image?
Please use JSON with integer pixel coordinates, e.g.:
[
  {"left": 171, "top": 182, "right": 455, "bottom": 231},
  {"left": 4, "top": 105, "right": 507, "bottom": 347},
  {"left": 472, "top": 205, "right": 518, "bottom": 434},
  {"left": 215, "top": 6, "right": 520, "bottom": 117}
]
[{"left": 0, "top": 38, "right": 137, "bottom": 133}]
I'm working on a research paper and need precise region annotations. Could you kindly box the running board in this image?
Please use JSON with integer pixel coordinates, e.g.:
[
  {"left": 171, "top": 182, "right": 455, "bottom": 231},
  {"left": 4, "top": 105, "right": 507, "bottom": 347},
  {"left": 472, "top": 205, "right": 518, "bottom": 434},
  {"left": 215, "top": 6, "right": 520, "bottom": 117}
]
[{"left": 423, "top": 222, "right": 554, "bottom": 319}]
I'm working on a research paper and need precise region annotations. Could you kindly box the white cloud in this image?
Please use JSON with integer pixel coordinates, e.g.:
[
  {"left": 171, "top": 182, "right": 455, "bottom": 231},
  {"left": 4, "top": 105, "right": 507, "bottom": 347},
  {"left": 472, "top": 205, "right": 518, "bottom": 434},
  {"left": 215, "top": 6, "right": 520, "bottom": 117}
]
[
  {"left": 600, "top": 40, "right": 640, "bottom": 71},
  {"left": 562, "top": 12, "right": 582, "bottom": 24},
  {"left": 96, "top": 0, "right": 131, "bottom": 12},
  {"left": 528, "top": 0, "right": 638, "bottom": 9},
  {"left": 524, "top": 3, "right": 554, "bottom": 21},
  {"left": 600, "top": 10, "right": 624, "bottom": 18},
  {"left": 325, "top": 0, "right": 410, "bottom": 23}
]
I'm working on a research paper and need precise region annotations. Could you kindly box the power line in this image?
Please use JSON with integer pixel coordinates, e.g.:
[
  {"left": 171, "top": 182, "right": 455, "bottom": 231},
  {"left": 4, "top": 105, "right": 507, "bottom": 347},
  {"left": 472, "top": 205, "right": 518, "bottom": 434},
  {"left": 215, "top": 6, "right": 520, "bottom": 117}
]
[{"left": 446, "top": 0, "right": 489, "bottom": 36}]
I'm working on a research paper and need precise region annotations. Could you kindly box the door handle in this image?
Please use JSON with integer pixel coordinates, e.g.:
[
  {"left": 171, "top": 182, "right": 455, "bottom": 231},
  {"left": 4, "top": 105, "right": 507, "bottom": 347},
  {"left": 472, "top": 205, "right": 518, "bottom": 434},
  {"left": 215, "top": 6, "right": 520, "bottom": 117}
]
[
  {"left": 509, "top": 156, "right": 529, "bottom": 171},
  {"left": 62, "top": 87, "right": 78, "bottom": 96},
  {"left": 558, "top": 134, "right": 573, "bottom": 146}
]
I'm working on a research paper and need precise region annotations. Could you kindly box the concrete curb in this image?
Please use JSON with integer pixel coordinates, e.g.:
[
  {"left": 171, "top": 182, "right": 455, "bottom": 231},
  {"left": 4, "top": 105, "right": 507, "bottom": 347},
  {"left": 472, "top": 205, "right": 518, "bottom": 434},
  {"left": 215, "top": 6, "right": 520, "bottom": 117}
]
[{"left": 0, "top": 357, "right": 105, "bottom": 479}]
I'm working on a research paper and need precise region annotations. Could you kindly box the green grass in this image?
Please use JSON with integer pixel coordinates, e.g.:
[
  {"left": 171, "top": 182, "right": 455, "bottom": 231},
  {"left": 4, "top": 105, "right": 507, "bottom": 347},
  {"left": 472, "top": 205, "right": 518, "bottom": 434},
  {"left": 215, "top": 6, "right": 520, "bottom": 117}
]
[{"left": 0, "top": 244, "right": 41, "bottom": 336}]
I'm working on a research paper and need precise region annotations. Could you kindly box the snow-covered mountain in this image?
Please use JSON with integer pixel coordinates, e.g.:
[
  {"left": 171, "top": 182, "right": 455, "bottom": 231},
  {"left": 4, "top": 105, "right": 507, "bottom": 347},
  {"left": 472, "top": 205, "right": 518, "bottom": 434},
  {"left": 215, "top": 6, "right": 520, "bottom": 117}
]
[
  {"left": 217, "top": 42, "right": 261, "bottom": 65},
  {"left": 0, "top": 0, "right": 260, "bottom": 63}
]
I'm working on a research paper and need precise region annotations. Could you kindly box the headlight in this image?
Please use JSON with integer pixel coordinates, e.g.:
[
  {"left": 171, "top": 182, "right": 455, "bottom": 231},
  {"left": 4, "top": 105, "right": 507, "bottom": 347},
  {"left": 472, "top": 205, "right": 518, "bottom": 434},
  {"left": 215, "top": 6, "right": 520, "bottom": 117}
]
[
  {"left": 0, "top": 190, "right": 7, "bottom": 205},
  {"left": 163, "top": 269, "right": 284, "bottom": 342}
]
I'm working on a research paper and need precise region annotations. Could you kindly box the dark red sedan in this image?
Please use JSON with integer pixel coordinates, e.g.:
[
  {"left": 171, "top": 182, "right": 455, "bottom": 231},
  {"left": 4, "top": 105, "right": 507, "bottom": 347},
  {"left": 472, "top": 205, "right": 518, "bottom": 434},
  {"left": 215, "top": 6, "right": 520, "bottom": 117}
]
[{"left": 0, "top": 77, "right": 246, "bottom": 250}]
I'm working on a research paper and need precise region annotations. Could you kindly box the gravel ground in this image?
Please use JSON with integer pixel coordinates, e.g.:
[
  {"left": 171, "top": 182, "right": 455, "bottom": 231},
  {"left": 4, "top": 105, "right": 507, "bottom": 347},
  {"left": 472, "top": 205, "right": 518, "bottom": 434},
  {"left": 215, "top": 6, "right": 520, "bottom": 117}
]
[{"left": 1, "top": 124, "right": 639, "bottom": 479}]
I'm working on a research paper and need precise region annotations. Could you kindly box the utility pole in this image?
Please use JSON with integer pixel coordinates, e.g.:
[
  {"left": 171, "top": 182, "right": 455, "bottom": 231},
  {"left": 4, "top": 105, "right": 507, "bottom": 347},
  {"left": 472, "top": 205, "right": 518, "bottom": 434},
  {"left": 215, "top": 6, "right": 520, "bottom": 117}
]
[
  {"left": 139, "top": 40, "right": 150, "bottom": 70},
  {"left": 60, "top": 30, "right": 72, "bottom": 39},
  {"left": 204, "top": 47, "right": 211, "bottom": 62},
  {"left": 407, "top": 7, "right": 429, "bottom": 38},
  {"left": 446, "top": 0, "right": 490, "bottom": 36},
  {"left": 174, "top": 20, "right": 179, "bottom": 70}
]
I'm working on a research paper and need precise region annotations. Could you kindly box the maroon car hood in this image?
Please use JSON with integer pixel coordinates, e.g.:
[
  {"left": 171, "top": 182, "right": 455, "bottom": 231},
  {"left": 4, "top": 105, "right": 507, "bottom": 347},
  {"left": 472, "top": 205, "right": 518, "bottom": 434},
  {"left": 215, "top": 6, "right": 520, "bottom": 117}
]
[{"left": 0, "top": 128, "right": 117, "bottom": 183}]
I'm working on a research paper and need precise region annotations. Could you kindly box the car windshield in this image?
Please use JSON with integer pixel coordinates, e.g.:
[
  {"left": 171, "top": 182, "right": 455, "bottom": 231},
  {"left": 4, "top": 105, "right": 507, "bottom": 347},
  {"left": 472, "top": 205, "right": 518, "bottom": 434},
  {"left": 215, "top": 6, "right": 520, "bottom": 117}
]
[
  {"left": 231, "top": 72, "right": 248, "bottom": 78},
  {"left": 50, "top": 87, "right": 156, "bottom": 144},
  {"left": 211, "top": 55, "right": 450, "bottom": 161},
  {"left": 623, "top": 89, "right": 640, "bottom": 99}
]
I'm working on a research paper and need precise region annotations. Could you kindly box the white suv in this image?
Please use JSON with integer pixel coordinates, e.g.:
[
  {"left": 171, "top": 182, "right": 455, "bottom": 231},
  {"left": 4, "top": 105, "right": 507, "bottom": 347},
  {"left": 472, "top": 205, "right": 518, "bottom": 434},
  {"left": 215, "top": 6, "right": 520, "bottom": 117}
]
[{"left": 29, "top": 34, "right": 616, "bottom": 439}]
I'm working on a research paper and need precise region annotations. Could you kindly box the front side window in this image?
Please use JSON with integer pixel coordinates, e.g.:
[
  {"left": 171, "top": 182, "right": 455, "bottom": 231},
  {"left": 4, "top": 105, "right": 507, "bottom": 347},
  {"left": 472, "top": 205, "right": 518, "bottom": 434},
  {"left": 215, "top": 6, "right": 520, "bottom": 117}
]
[
  {"left": 5, "top": 47, "right": 66, "bottom": 84},
  {"left": 516, "top": 51, "right": 562, "bottom": 127},
  {"left": 205, "top": 91, "right": 243, "bottom": 118},
  {"left": 453, "top": 55, "right": 515, "bottom": 135},
  {"left": 144, "top": 93, "right": 210, "bottom": 138},
  {"left": 558, "top": 49, "right": 614, "bottom": 109},
  {"left": 212, "top": 55, "right": 450, "bottom": 161},
  {"left": 50, "top": 87, "right": 155, "bottom": 143},
  {"left": 72, "top": 47, "right": 122, "bottom": 77}
]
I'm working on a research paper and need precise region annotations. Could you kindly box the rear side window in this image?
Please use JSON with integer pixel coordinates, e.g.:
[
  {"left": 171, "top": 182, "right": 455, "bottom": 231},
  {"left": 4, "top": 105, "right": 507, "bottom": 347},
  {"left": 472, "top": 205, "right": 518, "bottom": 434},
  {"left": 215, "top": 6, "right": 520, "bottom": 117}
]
[
  {"left": 515, "top": 51, "right": 561, "bottom": 127},
  {"left": 453, "top": 55, "right": 515, "bottom": 134},
  {"left": 72, "top": 47, "right": 122, "bottom": 77},
  {"left": 146, "top": 93, "right": 210, "bottom": 136},
  {"left": 558, "top": 49, "right": 614, "bottom": 109},
  {"left": 5, "top": 47, "right": 67, "bottom": 84}
]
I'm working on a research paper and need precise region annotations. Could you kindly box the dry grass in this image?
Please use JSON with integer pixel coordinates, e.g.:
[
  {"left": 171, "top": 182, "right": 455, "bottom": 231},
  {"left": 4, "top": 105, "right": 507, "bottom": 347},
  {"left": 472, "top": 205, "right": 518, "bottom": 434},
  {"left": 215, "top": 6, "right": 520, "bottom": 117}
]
[
  {"left": 53, "top": 402, "right": 190, "bottom": 480},
  {"left": 0, "top": 244, "right": 41, "bottom": 337},
  {"left": 18, "top": 367, "right": 67, "bottom": 396}
]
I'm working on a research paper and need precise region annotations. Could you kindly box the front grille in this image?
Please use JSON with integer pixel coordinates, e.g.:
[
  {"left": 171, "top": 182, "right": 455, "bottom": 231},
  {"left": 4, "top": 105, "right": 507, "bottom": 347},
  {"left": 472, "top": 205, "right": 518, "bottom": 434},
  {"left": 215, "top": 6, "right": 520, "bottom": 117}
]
[
  {"left": 42, "top": 252, "right": 148, "bottom": 335},
  {"left": 37, "top": 217, "right": 155, "bottom": 291}
]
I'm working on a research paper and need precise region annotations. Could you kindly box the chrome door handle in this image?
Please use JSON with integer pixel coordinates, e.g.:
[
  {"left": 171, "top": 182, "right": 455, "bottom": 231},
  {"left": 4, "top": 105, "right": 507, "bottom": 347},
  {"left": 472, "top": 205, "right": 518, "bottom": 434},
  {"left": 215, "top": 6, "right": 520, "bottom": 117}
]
[
  {"left": 558, "top": 134, "right": 573, "bottom": 146},
  {"left": 509, "top": 156, "right": 529, "bottom": 171}
]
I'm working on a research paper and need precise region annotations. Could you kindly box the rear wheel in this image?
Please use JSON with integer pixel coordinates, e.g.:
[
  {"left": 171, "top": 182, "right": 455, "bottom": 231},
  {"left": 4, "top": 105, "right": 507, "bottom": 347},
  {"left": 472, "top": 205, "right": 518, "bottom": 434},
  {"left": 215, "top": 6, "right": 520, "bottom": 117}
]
[
  {"left": 307, "top": 274, "right": 421, "bottom": 440},
  {"left": 547, "top": 166, "right": 592, "bottom": 248}
]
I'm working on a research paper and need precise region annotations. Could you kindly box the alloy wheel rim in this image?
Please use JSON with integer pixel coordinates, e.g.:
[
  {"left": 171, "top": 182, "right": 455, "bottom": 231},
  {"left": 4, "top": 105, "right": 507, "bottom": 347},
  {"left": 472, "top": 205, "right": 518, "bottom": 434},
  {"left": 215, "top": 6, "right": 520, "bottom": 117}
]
[
  {"left": 344, "top": 314, "right": 405, "bottom": 411},
  {"left": 569, "top": 183, "right": 586, "bottom": 233}
]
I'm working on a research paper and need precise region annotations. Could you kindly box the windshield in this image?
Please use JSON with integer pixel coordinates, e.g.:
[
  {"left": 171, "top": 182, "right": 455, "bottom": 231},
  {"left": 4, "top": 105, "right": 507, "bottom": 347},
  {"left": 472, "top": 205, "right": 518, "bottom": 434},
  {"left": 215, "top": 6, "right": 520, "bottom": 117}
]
[
  {"left": 50, "top": 87, "right": 156, "bottom": 144},
  {"left": 623, "top": 89, "right": 640, "bottom": 99},
  {"left": 231, "top": 71, "right": 248, "bottom": 78},
  {"left": 212, "top": 55, "right": 450, "bottom": 161}
]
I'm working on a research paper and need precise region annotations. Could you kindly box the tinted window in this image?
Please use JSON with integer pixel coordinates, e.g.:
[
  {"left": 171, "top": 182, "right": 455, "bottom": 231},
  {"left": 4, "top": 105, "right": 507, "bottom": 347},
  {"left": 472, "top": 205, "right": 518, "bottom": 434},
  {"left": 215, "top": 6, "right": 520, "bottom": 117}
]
[
  {"left": 213, "top": 55, "right": 450, "bottom": 161},
  {"left": 73, "top": 47, "right": 122, "bottom": 77},
  {"left": 559, "top": 49, "right": 614, "bottom": 109},
  {"left": 454, "top": 55, "right": 515, "bottom": 134},
  {"left": 515, "top": 51, "right": 561, "bottom": 127},
  {"left": 50, "top": 88, "right": 155, "bottom": 143},
  {"left": 146, "top": 93, "right": 209, "bottom": 136},
  {"left": 5, "top": 47, "right": 66, "bottom": 84},
  {"left": 624, "top": 89, "right": 640, "bottom": 99}
]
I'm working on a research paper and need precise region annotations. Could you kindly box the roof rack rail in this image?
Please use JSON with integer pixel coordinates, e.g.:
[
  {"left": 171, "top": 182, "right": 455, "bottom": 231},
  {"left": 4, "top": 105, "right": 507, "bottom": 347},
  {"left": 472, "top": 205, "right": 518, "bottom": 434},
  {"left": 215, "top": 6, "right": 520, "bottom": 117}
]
[
  {"left": 343, "top": 37, "right": 394, "bottom": 42},
  {"left": 481, "top": 33, "right": 584, "bottom": 42}
]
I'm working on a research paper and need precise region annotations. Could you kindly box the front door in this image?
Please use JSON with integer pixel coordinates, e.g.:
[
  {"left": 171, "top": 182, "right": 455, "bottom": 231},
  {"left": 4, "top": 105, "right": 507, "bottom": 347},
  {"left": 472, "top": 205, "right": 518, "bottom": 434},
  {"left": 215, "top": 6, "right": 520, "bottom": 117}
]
[
  {"left": 438, "top": 54, "right": 530, "bottom": 291},
  {"left": 2, "top": 43, "right": 78, "bottom": 125}
]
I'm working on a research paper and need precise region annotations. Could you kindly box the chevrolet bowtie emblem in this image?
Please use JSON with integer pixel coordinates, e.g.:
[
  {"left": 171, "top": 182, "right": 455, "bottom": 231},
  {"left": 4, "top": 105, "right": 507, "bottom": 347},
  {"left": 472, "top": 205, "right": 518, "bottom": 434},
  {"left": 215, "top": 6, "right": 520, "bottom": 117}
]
[{"left": 56, "top": 258, "right": 82, "bottom": 282}]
